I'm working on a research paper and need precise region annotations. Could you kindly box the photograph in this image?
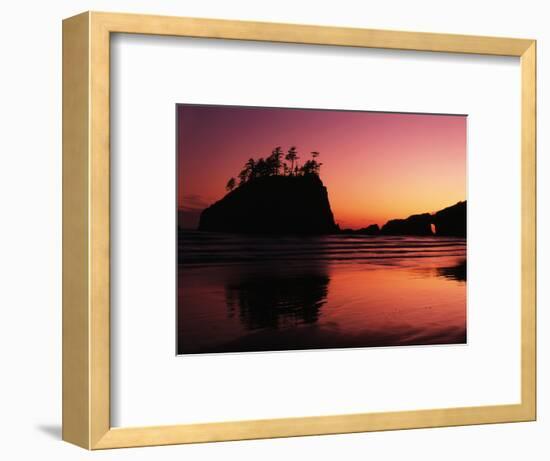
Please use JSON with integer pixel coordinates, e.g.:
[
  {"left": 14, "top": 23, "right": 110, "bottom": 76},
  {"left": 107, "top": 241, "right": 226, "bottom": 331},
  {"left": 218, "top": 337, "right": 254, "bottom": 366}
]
[{"left": 177, "top": 104, "right": 467, "bottom": 354}]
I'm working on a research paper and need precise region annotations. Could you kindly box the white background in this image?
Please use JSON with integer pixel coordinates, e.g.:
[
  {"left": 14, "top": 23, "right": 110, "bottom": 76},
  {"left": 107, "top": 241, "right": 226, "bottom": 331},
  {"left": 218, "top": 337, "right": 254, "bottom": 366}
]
[
  {"left": 111, "top": 35, "right": 521, "bottom": 427},
  {"left": 0, "top": 0, "right": 548, "bottom": 460}
]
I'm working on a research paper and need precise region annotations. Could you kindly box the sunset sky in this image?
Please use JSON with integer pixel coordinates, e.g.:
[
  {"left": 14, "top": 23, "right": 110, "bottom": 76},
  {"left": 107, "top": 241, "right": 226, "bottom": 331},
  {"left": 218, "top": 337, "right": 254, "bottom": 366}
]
[{"left": 177, "top": 104, "right": 466, "bottom": 230}]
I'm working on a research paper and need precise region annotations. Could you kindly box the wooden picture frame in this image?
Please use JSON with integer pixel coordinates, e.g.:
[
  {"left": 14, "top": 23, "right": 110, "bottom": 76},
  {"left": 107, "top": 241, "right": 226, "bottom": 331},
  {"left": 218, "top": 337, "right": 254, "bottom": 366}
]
[{"left": 62, "top": 11, "right": 536, "bottom": 449}]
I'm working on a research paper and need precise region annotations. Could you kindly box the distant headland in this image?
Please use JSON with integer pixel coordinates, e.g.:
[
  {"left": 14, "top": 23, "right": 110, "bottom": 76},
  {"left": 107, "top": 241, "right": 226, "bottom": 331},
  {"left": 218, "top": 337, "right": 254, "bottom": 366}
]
[
  {"left": 341, "top": 201, "right": 466, "bottom": 237},
  {"left": 195, "top": 146, "right": 466, "bottom": 237}
]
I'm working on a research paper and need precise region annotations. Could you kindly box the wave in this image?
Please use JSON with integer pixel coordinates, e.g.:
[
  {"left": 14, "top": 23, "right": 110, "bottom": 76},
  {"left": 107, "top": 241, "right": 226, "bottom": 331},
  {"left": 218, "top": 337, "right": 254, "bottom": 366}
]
[{"left": 178, "top": 230, "right": 466, "bottom": 266}]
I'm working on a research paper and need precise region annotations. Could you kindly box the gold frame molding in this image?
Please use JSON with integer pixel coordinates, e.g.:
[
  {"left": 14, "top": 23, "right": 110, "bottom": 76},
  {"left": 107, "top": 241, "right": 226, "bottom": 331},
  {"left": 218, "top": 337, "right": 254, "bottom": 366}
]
[{"left": 62, "top": 11, "right": 537, "bottom": 449}]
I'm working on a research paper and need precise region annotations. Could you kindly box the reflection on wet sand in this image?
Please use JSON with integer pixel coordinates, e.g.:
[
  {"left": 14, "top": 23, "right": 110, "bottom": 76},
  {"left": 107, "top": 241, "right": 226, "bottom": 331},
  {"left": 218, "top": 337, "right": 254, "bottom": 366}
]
[
  {"left": 177, "top": 232, "right": 466, "bottom": 354},
  {"left": 437, "top": 259, "right": 466, "bottom": 282},
  {"left": 225, "top": 266, "right": 330, "bottom": 330}
]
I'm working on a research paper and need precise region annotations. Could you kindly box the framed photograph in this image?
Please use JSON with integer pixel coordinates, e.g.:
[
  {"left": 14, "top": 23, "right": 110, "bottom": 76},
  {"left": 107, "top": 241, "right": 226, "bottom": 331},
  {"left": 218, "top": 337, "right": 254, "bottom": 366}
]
[
  {"left": 176, "top": 104, "right": 468, "bottom": 355},
  {"left": 62, "top": 11, "right": 536, "bottom": 449}
]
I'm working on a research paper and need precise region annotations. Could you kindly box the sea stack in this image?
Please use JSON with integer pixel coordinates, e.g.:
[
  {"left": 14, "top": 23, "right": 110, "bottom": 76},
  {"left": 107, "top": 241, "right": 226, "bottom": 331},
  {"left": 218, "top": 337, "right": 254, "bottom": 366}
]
[{"left": 199, "top": 175, "right": 339, "bottom": 234}]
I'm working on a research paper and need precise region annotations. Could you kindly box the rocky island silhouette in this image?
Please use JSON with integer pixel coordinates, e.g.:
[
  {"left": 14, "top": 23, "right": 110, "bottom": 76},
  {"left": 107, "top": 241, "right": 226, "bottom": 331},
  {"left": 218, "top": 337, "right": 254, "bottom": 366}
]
[
  {"left": 199, "top": 147, "right": 338, "bottom": 234},
  {"left": 199, "top": 174, "right": 338, "bottom": 234},
  {"left": 197, "top": 146, "right": 466, "bottom": 237}
]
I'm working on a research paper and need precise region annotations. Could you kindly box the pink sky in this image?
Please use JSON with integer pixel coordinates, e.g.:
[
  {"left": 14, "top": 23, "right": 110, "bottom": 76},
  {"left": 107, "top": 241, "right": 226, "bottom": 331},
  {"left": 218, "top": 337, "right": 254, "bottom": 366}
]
[{"left": 177, "top": 104, "right": 466, "bottom": 230}]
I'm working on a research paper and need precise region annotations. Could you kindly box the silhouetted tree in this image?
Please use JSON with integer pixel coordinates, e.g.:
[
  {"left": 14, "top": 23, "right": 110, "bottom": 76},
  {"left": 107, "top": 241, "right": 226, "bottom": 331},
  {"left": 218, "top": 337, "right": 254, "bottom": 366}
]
[
  {"left": 246, "top": 158, "right": 258, "bottom": 180},
  {"left": 231, "top": 146, "right": 322, "bottom": 190},
  {"left": 300, "top": 151, "right": 322, "bottom": 176},
  {"left": 226, "top": 177, "right": 236, "bottom": 191},
  {"left": 238, "top": 158, "right": 257, "bottom": 184},
  {"left": 267, "top": 146, "right": 284, "bottom": 176},
  {"left": 238, "top": 169, "right": 248, "bottom": 185},
  {"left": 300, "top": 160, "right": 318, "bottom": 175},
  {"left": 285, "top": 146, "right": 299, "bottom": 175},
  {"left": 255, "top": 157, "right": 271, "bottom": 178}
]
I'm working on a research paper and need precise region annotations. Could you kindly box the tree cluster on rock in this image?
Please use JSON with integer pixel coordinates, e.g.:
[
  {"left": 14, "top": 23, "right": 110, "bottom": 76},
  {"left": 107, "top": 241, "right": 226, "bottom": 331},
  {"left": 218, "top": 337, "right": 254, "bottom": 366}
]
[{"left": 226, "top": 146, "right": 322, "bottom": 191}]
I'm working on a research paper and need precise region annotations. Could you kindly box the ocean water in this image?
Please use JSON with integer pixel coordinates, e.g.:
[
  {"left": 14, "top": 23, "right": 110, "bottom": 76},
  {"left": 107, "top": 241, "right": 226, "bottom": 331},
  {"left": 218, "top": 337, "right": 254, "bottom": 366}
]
[{"left": 177, "top": 231, "right": 466, "bottom": 354}]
